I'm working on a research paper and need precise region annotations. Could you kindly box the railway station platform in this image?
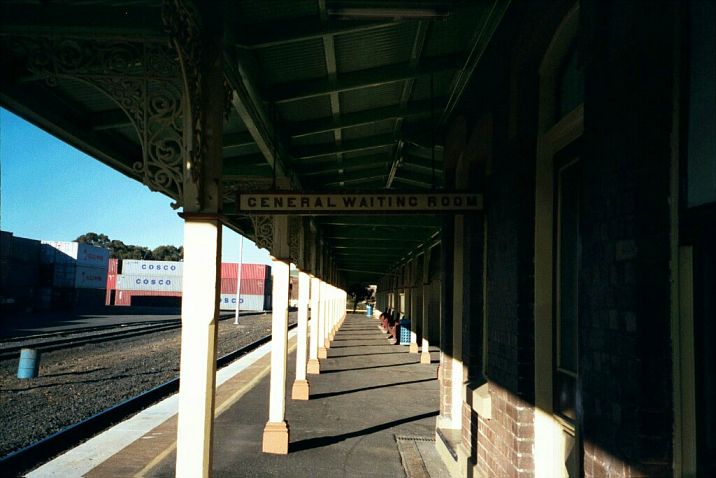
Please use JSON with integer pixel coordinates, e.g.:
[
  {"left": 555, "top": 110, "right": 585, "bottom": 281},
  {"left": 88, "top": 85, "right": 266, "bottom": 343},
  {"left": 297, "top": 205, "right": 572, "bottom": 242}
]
[{"left": 27, "top": 313, "right": 448, "bottom": 478}]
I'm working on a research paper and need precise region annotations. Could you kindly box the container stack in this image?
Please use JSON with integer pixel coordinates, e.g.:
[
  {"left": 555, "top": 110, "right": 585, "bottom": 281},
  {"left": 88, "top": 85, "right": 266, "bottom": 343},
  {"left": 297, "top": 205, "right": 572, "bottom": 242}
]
[
  {"left": 39, "top": 241, "right": 110, "bottom": 310},
  {"left": 113, "top": 259, "right": 183, "bottom": 307},
  {"left": 0, "top": 231, "right": 41, "bottom": 313},
  {"left": 219, "top": 263, "right": 272, "bottom": 311},
  {"left": 106, "top": 260, "right": 271, "bottom": 310}
]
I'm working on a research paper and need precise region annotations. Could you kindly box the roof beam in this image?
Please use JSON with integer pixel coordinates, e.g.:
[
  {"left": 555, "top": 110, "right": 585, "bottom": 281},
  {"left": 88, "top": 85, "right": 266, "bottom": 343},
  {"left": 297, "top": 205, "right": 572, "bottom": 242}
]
[
  {"left": 288, "top": 98, "right": 443, "bottom": 139},
  {"left": 267, "top": 54, "right": 463, "bottom": 104},
  {"left": 392, "top": 175, "right": 433, "bottom": 189},
  {"left": 387, "top": 20, "right": 429, "bottom": 188},
  {"left": 91, "top": 110, "right": 134, "bottom": 132},
  {"left": 320, "top": 216, "right": 441, "bottom": 227},
  {"left": 223, "top": 48, "right": 301, "bottom": 188},
  {"left": 441, "top": 0, "right": 510, "bottom": 124},
  {"left": 233, "top": 18, "right": 396, "bottom": 49},
  {"left": 319, "top": 0, "right": 345, "bottom": 183},
  {"left": 294, "top": 134, "right": 396, "bottom": 160},
  {"left": 300, "top": 160, "right": 389, "bottom": 177},
  {"left": 324, "top": 174, "right": 386, "bottom": 187}
]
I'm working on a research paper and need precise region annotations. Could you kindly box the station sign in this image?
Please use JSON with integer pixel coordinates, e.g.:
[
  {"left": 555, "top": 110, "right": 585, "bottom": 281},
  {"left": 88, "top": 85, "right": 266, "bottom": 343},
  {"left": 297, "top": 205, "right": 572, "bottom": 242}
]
[{"left": 237, "top": 193, "right": 483, "bottom": 214}]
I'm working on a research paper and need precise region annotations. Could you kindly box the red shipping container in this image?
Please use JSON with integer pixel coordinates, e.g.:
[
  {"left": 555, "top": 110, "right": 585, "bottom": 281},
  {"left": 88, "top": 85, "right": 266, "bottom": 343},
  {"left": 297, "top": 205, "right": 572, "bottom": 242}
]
[
  {"left": 106, "top": 273, "right": 117, "bottom": 290},
  {"left": 220, "top": 263, "right": 268, "bottom": 280},
  {"left": 112, "top": 289, "right": 182, "bottom": 306},
  {"left": 108, "top": 258, "right": 119, "bottom": 275},
  {"left": 220, "top": 278, "right": 266, "bottom": 295}
]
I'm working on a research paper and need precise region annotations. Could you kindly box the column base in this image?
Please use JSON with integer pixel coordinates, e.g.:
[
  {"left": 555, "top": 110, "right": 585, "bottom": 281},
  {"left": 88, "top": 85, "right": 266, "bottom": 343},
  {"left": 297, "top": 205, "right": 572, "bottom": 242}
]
[
  {"left": 262, "top": 421, "right": 290, "bottom": 454},
  {"left": 307, "top": 359, "right": 321, "bottom": 374},
  {"left": 421, "top": 352, "right": 432, "bottom": 364},
  {"left": 324, "top": 338, "right": 331, "bottom": 349},
  {"left": 409, "top": 342, "right": 420, "bottom": 353},
  {"left": 318, "top": 347, "right": 328, "bottom": 359},
  {"left": 291, "top": 379, "right": 310, "bottom": 400}
]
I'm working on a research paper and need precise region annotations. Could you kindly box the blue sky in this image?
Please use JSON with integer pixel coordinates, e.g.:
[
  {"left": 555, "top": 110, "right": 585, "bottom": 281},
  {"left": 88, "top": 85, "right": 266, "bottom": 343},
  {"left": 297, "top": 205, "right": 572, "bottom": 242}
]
[{"left": 0, "top": 108, "right": 270, "bottom": 265}]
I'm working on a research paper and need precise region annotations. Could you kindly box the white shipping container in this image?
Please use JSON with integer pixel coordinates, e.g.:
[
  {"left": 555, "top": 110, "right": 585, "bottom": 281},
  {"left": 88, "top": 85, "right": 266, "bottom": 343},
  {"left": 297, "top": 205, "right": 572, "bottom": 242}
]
[
  {"left": 219, "top": 294, "right": 265, "bottom": 311},
  {"left": 75, "top": 265, "right": 108, "bottom": 289},
  {"left": 41, "top": 241, "right": 109, "bottom": 269},
  {"left": 117, "top": 274, "right": 182, "bottom": 292},
  {"left": 121, "top": 260, "right": 183, "bottom": 276}
]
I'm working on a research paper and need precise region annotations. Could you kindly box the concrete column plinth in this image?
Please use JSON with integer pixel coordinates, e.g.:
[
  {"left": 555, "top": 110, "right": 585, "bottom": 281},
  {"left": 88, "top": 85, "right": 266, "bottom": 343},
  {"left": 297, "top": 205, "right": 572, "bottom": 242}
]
[
  {"left": 324, "top": 338, "right": 331, "bottom": 349},
  {"left": 410, "top": 342, "right": 420, "bottom": 354},
  {"left": 262, "top": 421, "right": 289, "bottom": 455},
  {"left": 307, "top": 358, "right": 321, "bottom": 374},
  {"left": 421, "top": 351, "right": 432, "bottom": 364},
  {"left": 318, "top": 347, "right": 328, "bottom": 359},
  {"left": 291, "top": 379, "right": 310, "bottom": 400}
]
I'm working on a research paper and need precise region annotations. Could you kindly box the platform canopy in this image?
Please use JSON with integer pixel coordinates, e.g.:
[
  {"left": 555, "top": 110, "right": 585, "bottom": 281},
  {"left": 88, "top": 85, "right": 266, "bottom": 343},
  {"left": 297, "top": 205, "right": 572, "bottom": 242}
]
[{"left": 0, "top": 0, "right": 504, "bottom": 285}]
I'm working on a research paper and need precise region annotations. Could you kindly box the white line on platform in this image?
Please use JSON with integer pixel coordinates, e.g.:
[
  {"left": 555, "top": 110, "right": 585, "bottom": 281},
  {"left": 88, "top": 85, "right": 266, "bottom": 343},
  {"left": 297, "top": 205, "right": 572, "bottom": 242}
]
[{"left": 26, "top": 329, "right": 296, "bottom": 478}]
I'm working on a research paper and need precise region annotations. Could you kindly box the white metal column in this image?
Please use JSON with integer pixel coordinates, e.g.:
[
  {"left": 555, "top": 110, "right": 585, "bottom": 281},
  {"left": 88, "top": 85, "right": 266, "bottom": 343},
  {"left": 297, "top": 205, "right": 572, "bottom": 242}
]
[
  {"left": 292, "top": 271, "right": 310, "bottom": 399},
  {"left": 307, "top": 276, "right": 321, "bottom": 374},
  {"left": 262, "top": 259, "right": 290, "bottom": 454},
  {"left": 175, "top": 220, "right": 221, "bottom": 478}
]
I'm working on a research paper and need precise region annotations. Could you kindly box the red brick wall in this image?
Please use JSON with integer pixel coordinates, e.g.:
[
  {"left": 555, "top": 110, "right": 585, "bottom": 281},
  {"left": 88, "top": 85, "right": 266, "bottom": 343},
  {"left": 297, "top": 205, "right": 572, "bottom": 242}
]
[
  {"left": 440, "top": 355, "right": 452, "bottom": 419},
  {"left": 475, "top": 383, "right": 534, "bottom": 478}
]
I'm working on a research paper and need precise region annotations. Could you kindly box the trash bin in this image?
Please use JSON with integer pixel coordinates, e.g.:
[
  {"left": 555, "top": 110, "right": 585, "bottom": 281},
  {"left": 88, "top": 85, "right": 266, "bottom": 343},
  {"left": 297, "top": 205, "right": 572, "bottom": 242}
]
[
  {"left": 17, "top": 348, "right": 40, "bottom": 379},
  {"left": 366, "top": 304, "right": 373, "bottom": 317},
  {"left": 399, "top": 319, "right": 411, "bottom": 345}
]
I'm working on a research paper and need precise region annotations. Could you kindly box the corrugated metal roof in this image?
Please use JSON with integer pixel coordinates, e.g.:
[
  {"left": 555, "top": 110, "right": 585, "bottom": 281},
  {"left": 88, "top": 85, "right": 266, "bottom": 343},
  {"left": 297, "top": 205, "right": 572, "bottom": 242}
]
[
  {"left": 342, "top": 118, "right": 397, "bottom": 142},
  {"left": 56, "top": 78, "right": 121, "bottom": 112},
  {"left": 343, "top": 149, "right": 393, "bottom": 161},
  {"left": 410, "top": 70, "right": 457, "bottom": 102},
  {"left": 234, "top": 0, "right": 318, "bottom": 24},
  {"left": 278, "top": 95, "right": 332, "bottom": 122},
  {"left": 256, "top": 38, "right": 326, "bottom": 84},
  {"left": 423, "top": 5, "right": 486, "bottom": 58},
  {"left": 291, "top": 131, "right": 336, "bottom": 148},
  {"left": 334, "top": 22, "right": 417, "bottom": 75},
  {"left": 340, "top": 82, "right": 403, "bottom": 114}
]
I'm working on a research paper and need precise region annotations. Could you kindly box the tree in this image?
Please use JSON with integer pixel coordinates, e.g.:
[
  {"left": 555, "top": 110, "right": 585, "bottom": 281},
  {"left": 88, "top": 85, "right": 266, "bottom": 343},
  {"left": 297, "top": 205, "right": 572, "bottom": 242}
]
[
  {"left": 75, "top": 233, "right": 182, "bottom": 261},
  {"left": 152, "top": 245, "right": 183, "bottom": 261},
  {"left": 76, "top": 232, "right": 111, "bottom": 248}
]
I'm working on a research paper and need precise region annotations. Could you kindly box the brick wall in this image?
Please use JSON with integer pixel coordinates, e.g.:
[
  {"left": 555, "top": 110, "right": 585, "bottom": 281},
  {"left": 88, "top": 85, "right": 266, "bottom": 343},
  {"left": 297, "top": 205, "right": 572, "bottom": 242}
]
[
  {"left": 475, "top": 383, "right": 535, "bottom": 478},
  {"left": 580, "top": 1, "right": 675, "bottom": 475}
]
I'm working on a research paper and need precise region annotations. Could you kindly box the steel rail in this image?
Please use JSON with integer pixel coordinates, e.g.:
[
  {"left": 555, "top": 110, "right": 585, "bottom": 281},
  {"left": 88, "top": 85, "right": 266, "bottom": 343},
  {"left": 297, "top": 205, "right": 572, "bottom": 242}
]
[{"left": 0, "top": 322, "right": 296, "bottom": 477}]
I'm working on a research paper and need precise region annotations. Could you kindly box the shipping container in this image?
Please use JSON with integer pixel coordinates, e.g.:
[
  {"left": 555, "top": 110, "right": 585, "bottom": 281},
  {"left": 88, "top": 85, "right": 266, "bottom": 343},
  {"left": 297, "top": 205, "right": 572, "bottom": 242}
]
[
  {"left": 40, "top": 241, "right": 109, "bottom": 269},
  {"left": 108, "top": 258, "right": 119, "bottom": 275},
  {"left": 220, "top": 263, "right": 270, "bottom": 280},
  {"left": 121, "top": 259, "right": 182, "bottom": 276},
  {"left": 10, "top": 236, "right": 41, "bottom": 263},
  {"left": 74, "top": 265, "right": 108, "bottom": 289},
  {"left": 51, "top": 263, "right": 76, "bottom": 288},
  {"left": 220, "top": 278, "right": 267, "bottom": 295},
  {"left": 1, "top": 259, "right": 40, "bottom": 287},
  {"left": 113, "top": 290, "right": 182, "bottom": 306},
  {"left": 35, "top": 287, "right": 52, "bottom": 311},
  {"left": 0, "top": 231, "right": 12, "bottom": 259},
  {"left": 219, "top": 294, "right": 266, "bottom": 311},
  {"left": 116, "top": 274, "right": 182, "bottom": 292}
]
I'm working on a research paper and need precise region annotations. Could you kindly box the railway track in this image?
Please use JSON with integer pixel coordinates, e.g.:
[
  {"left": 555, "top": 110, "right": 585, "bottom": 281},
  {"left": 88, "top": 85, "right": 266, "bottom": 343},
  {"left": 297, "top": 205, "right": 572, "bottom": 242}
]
[
  {"left": 0, "top": 313, "right": 255, "bottom": 361},
  {"left": 0, "top": 322, "right": 295, "bottom": 477},
  {"left": 0, "top": 321, "right": 181, "bottom": 361}
]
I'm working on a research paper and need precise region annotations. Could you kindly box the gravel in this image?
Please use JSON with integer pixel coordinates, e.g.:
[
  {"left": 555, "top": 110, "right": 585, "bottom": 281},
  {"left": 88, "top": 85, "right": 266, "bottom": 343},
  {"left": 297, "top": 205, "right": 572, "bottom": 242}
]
[{"left": 0, "top": 313, "right": 293, "bottom": 457}]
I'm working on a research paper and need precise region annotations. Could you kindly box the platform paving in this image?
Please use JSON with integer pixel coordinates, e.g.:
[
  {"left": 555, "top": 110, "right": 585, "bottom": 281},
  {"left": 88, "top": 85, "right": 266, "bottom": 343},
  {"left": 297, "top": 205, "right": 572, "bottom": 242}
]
[
  {"left": 147, "top": 313, "right": 441, "bottom": 477},
  {"left": 29, "top": 313, "right": 444, "bottom": 477}
]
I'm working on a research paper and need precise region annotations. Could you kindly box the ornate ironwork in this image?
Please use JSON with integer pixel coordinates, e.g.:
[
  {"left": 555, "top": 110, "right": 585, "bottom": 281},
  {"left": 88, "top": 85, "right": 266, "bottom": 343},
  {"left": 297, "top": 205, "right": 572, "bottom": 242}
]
[
  {"left": 8, "top": 36, "right": 186, "bottom": 205},
  {"left": 288, "top": 216, "right": 302, "bottom": 266},
  {"left": 163, "top": 0, "right": 224, "bottom": 210},
  {"left": 249, "top": 216, "right": 273, "bottom": 252}
]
